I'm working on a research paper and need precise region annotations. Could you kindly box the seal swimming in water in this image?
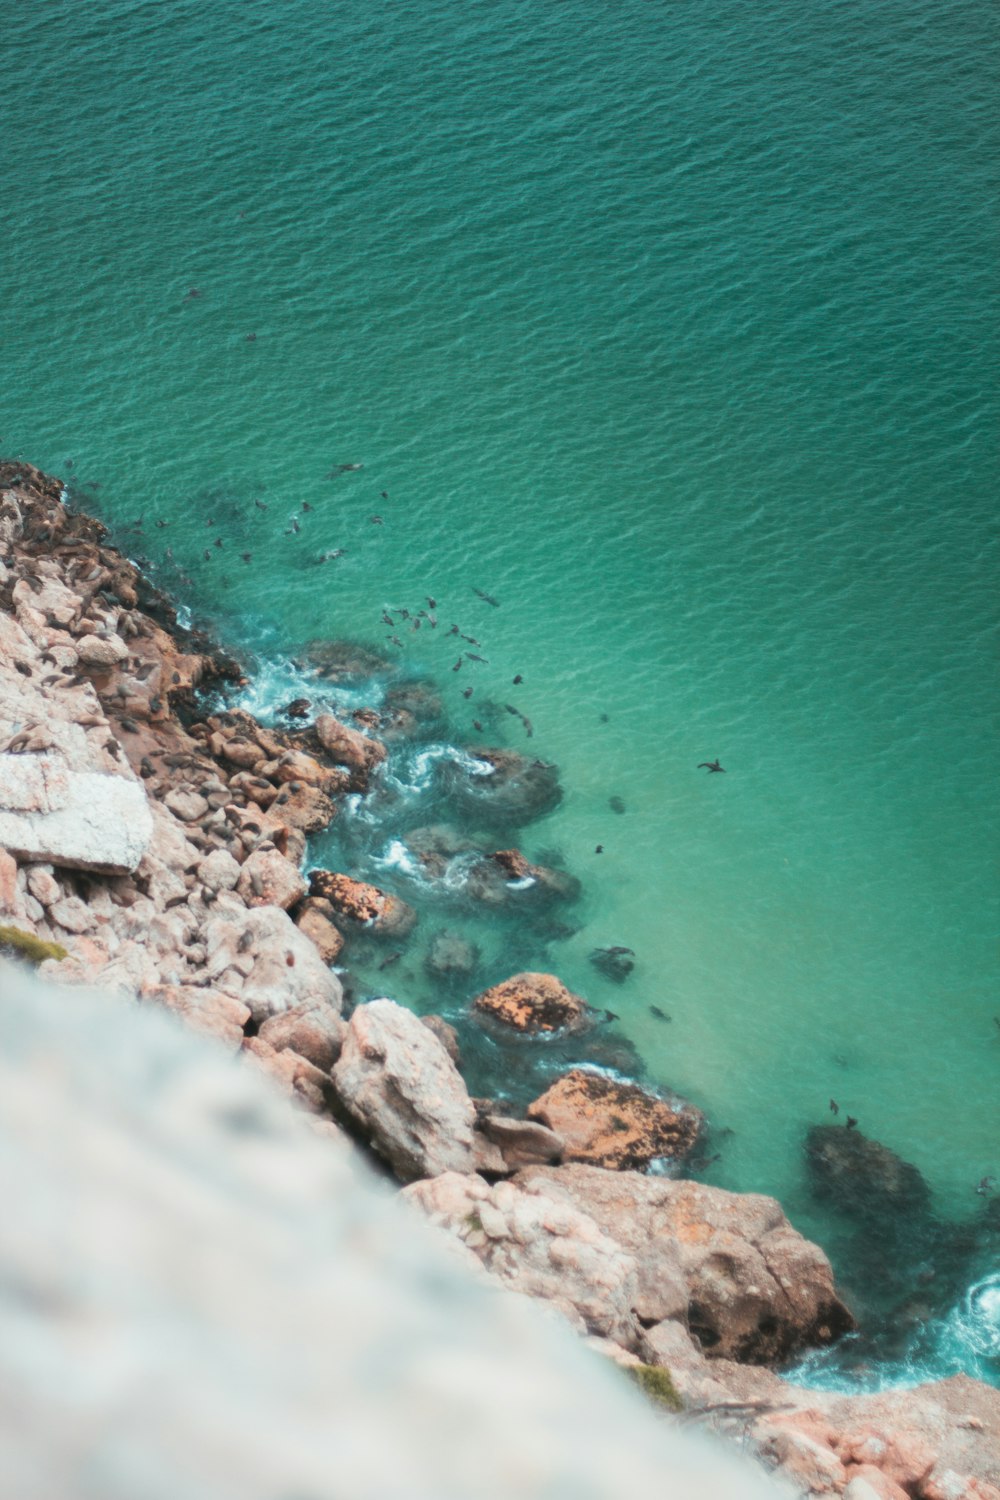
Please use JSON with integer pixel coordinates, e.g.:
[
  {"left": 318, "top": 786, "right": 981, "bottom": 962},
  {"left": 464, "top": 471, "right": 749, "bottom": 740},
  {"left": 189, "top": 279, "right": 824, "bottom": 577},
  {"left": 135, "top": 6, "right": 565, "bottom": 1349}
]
[{"left": 698, "top": 760, "right": 725, "bottom": 773}]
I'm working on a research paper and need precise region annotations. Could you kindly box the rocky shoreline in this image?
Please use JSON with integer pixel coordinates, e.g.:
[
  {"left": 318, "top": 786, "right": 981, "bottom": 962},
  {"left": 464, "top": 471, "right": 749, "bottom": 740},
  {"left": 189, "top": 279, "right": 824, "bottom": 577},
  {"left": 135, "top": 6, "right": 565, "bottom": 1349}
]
[{"left": 0, "top": 460, "right": 997, "bottom": 1499}]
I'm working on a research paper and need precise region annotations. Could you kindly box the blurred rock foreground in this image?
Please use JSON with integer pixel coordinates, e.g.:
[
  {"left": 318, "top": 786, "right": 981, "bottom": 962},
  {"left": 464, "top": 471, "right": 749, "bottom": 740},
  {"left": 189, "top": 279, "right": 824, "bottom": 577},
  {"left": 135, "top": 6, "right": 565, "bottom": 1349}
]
[{"left": 0, "top": 964, "right": 781, "bottom": 1500}]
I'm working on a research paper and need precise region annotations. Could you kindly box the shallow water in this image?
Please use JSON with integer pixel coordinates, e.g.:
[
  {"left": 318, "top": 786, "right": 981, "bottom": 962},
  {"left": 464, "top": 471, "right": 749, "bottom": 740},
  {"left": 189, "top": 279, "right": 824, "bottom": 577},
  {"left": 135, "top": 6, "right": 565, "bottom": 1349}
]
[{"left": 3, "top": 0, "right": 998, "bottom": 1386}]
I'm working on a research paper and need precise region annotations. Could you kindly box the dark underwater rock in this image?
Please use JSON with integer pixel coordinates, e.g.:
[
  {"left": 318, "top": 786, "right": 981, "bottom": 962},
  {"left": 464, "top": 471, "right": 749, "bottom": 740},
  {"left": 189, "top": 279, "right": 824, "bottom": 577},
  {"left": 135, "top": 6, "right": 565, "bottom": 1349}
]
[
  {"left": 304, "top": 639, "right": 393, "bottom": 682},
  {"left": 589, "top": 946, "right": 635, "bottom": 984},
  {"left": 424, "top": 929, "right": 481, "bottom": 983},
  {"left": 442, "top": 746, "right": 562, "bottom": 828},
  {"left": 804, "top": 1124, "right": 932, "bottom": 1224}
]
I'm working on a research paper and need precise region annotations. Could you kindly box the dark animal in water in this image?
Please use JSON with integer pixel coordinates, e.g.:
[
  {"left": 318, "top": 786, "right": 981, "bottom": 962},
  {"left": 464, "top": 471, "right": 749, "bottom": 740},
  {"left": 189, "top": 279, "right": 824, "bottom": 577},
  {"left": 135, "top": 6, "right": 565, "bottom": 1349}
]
[
  {"left": 594, "top": 844, "right": 604, "bottom": 854},
  {"left": 474, "top": 588, "right": 500, "bottom": 607},
  {"left": 846, "top": 1116, "right": 858, "bottom": 1130},
  {"left": 504, "top": 704, "right": 519, "bottom": 716},
  {"left": 369, "top": 515, "right": 384, "bottom": 525},
  {"left": 381, "top": 611, "right": 394, "bottom": 626},
  {"left": 240, "top": 552, "right": 252, "bottom": 563},
  {"left": 426, "top": 596, "right": 437, "bottom": 609},
  {"left": 976, "top": 1176, "right": 995, "bottom": 1196},
  {"left": 522, "top": 717, "right": 533, "bottom": 738},
  {"left": 447, "top": 623, "right": 460, "bottom": 635},
  {"left": 604, "top": 1010, "right": 619, "bottom": 1022},
  {"left": 254, "top": 499, "right": 268, "bottom": 510},
  {"left": 326, "top": 462, "right": 364, "bottom": 477},
  {"left": 473, "top": 720, "right": 483, "bottom": 732},
  {"left": 649, "top": 1004, "right": 671, "bottom": 1023},
  {"left": 285, "top": 519, "right": 300, "bottom": 534},
  {"left": 462, "top": 686, "right": 473, "bottom": 699},
  {"left": 609, "top": 795, "right": 625, "bottom": 814},
  {"left": 698, "top": 760, "right": 725, "bottom": 773},
  {"left": 590, "top": 946, "right": 635, "bottom": 984},
  {"left": 378, "top": 951, "right": 403, "bottom": 970},
  {"left": 245, "top": 333, "right": 257, "bottom": 342},
  {"left": 452, "top": 658, "right": 462, "bottom": 672},
  {"left": 513, "top": 674, "right": 523, "bottom": 685},
  {"left": 829, "top": 1099, "right": 839, "bottom": 1116}
]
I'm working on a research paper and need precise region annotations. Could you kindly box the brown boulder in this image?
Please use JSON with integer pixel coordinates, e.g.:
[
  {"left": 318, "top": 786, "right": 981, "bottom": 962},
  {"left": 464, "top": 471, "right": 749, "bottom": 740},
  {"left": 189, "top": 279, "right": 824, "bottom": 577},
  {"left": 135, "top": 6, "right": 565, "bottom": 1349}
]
[
  {"left": 472, "top": 972, "right": 591, "bottom": 1035},
  {"left": 308, "top": 870, "right": 415, "bottom": 938},
  {"left": 526, "top": 1069, "right": 702, "bottom": 1170},
  {"left": 518, "top": 1164, "right": 855, "bottom": 1364},
  {"left": 479, "top": 1114, "right": 564, "bottom": 1169}
]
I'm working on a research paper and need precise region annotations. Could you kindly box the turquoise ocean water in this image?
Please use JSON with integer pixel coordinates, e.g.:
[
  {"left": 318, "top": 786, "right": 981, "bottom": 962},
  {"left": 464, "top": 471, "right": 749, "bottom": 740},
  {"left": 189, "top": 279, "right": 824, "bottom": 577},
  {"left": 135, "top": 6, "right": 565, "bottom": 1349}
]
[{"left": 3, "top": 0, "right": 998, "bottom": 1386}]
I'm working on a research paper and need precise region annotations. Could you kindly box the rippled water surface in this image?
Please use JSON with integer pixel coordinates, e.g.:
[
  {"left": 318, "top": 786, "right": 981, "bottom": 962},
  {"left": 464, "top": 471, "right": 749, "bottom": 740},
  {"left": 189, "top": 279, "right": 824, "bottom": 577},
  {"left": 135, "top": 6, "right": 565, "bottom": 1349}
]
[{"left": 3, "top": 0, "right": 998, "bottom": 1385}]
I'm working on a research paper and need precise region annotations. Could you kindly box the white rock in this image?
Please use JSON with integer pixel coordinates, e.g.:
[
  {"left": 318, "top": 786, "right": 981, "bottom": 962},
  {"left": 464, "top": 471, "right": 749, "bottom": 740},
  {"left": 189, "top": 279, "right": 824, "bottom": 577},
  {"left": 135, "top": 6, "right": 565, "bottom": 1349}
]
[
  {"left": 76, "top": 633, "right": 129, "bottom": 667},
  {"left": 0, "top": 767, "right": 152, "bottom": 874},
  {"left": 49, "top": 896, "right": 96, "bottom": 934},
  {"left": 197, "top": 849, "right": 241, "bottom": 892}
]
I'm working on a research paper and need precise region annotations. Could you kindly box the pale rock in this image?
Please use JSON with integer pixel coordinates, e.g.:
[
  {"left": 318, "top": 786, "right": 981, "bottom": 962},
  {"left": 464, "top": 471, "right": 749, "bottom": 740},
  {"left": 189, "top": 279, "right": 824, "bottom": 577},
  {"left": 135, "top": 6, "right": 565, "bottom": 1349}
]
[
  {"left": 757, "top": 1424, "right": 847, "bottom": 1493},
  {"left": 206, "top": 906, "right": 343, "bottom": 1024},
  {"left": 332, "top": 999, "right": 479, "bottom": 1182},
  {"left": 197, "top": 848, "right": 241, "bottom": 892},
  {"left": 25, "top": 865, "right": 61, "bottom": 907},
  {"left": 236, "top": 847, "right": 308, "bottom": 911},
  {"left": 842, "top": 1469, "right": 909, "bottom": 1500},
  {"left": 258, "top": 1002, "right": 346, "bottom": 1072},
  {"left": 404, "top": 1171, "right": 641, "bottom": 1348},
  {"left": 76, "top": 633, "right": 129, "bottom": 667},
  {"left": 515, "top": 1164, "right": 853, "bottom": 1363},
  {"left": 0, "top": 848, "right": 20, "bottom": 915},
  {"left": 0, "top": 764, "right": 152, "bottom": 874},
  {"left": 293, "top": 899, "right": 344, "bottom": 964},
  {"left": 164, "top": 787, "right": 210, "bottom": 823},
  {"left": 243, "top": 1037, "right": 330, "bottom": 1113},
  {"left": 49, "top": 896, "right": 96, "bottom": 934}
]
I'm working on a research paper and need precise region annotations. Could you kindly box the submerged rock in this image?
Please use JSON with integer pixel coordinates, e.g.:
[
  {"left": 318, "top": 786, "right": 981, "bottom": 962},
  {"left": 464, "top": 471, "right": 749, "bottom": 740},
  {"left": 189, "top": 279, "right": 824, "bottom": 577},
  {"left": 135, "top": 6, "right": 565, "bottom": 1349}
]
[
  {"left": 441, "top": 746, "right": 562, "bottom": 828},
  {"left": 805, "top": 1124, "right": 932, "bottom": 1223},
  {"left": 424, "top": 929, "right": 480, "bottom": 982},
  {"left": 472, "top": 972, "right": 593, "bottom": 1035},
  {"left": 304, "top": 639, "right": 393, "bottom": 681},
  {"left": 527, "top": 1069, "right": 703, "bottom": 1171}
]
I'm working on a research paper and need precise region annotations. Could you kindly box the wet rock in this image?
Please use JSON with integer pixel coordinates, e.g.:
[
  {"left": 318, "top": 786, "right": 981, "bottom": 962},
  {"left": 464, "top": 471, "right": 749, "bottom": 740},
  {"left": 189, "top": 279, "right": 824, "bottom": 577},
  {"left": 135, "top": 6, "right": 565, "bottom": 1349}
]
[
  {"left": 308, "top": 869, "right": 415, "bottom": 939},
  {"left": 257, "top": 1000, "right": 347, "bottom": 1072},
  {"left": 805, "top": 1124, "right": 932, "bottom": 1224},
  {"left": 332, "top": 999, "right": 479, "bottom": 1182},
  {"left": 526, "top": 1069, "right": 703, "bottom": 1171},
  {"left": 420, "top": 1013, "right": 461, "bottom": 1064},
  {"left": 293, "top": 897, "right": 344, "bottom": 964},
  {"left": 441, "top": 746, "right": 562, "bottom": 829},
  {"left": 472, "top": 972, "right": 593, "bottom": 1035},
  {"left": 519, "top": 1164, "right": 855, "bottom": 1363},
  {"left": 314, "top": 713, "right": 386, "bottom": 786},
  {"left": 589, "top": 946, "right": 635, "bottom": 983},
  {"left": 424, "top": 929, "right": 480, "bottom": 982},
  {"left": 469, "top": 848, "right": 581, "bottom": 906},
  {"left": 236, "top": 847, "right": 308, "bottom": 911},
  {"left": 403, "top": 1171, "right": 641, "bottom": 1347},
  {"left": 282, "top": 697, "right": 311, "bottom": 718}
]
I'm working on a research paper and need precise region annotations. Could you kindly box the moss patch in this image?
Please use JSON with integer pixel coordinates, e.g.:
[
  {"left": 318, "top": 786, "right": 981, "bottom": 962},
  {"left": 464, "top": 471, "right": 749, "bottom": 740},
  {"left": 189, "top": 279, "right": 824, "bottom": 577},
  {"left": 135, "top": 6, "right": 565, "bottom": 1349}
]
[
  {"left": 0, "top": 925, "right": 69, "bottom": 966},
  {"left": 623, "top": 1363, "right": 684, "bottom": 1414}
]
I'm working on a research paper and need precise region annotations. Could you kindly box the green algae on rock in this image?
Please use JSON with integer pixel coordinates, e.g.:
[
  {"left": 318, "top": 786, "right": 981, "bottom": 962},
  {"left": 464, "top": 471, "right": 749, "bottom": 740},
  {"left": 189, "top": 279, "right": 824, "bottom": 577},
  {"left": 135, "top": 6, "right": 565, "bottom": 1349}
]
[{"left": 0, "top": 925, "right": 68, "bottom": 966}]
